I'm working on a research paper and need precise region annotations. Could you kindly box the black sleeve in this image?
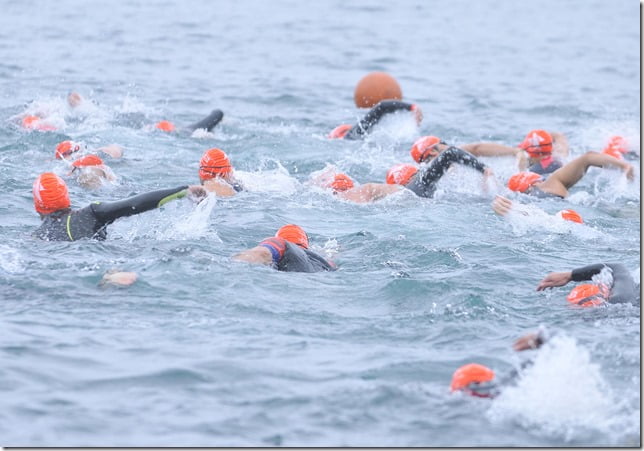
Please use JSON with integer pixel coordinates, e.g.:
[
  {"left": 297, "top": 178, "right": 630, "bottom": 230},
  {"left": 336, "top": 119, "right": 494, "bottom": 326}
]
[
  {"left": 186, "top": 109, "right": 224, "bottom": 132},
  {"left": 420, "top": 146, "right": 486, "bottom": 185},
  {"left": 344, "top": 100, "right": 415, "bottom": 140},
  {"left": 90, "top": 185, "right": 189, "bottom": 225},
  {"left": 571, "top": 263, "right": 609, "bottom": 282}
]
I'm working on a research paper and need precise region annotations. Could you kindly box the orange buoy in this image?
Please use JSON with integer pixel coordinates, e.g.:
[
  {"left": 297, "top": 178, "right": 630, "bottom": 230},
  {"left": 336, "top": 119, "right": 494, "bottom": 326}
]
[{"left": 353, "top": 72, "right": 402, "bottom": 108}]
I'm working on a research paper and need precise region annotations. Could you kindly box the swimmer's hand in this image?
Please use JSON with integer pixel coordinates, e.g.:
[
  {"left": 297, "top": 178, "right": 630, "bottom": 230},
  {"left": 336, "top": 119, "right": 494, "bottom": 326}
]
[
  {"left": 536, "top": 271, "right": 572, "bottom": 291},
  {"left": 187, "top": 185, "right": 208, "bottom": 203},
  {"left": 411, "top": 104, "right": 423, "bottom": 125},
  {"left": 97, "top": 144, "right": 124, "bottom": 159},
  {"left": 491, "top": 195, "right": 512, "bottom": 216},
  {"left": 100, "top": 270, "right": 138, "bottom": 287},
  {"left": 512, "top": 332, "right": 543, "bottom": 351},
  {"left": 623, "top": 164, "right": 634, "bottom": 181}
]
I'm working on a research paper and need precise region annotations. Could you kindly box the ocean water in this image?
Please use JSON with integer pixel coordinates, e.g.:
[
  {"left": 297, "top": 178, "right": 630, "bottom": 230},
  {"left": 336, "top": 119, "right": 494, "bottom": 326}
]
[{"left": 0, "top": 0, "right": 640, "bottom": 447}]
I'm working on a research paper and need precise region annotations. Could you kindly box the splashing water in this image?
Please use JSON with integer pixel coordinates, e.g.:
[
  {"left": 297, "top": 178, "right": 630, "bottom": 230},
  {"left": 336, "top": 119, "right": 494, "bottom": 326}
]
[{"left": 487, "top": 334, "right": 629, "bottom": 444}]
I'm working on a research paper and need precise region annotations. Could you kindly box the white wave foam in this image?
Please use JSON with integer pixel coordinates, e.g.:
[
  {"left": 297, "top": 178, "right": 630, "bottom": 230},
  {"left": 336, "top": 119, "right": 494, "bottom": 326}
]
[{"left": 487, "top": 334, "right": 634, "bottom": 444}]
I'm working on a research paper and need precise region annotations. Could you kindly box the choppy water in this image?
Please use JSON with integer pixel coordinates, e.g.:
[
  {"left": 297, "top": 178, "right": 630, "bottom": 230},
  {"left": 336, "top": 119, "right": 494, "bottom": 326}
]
[{"left": 0, "top": 0, "right": 640, "bottom": 447}]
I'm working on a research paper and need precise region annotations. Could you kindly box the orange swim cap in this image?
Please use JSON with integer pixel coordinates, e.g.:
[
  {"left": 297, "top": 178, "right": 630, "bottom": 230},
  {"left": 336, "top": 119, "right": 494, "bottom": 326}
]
[
  {"left": 518, "top": 130, "right": 553, "bottom": 156},
  {"left": 450, "top": 363, "right": 496, "bottom": 392},
  {"left": 155, "top": 120, "right": 176, "bottom": 132},
  {"left": 71, "top": 154, "right": 104, "bottom": 168},
  {"left": 276, "top": 224, "right": 309, "bottom": 249},
  {"left": 557, "top": 209, "right": 583, "bottom": 224},
  {"left": 328, "top": 124, "right": 352, "bottom": 139},
  {"left": 55, "top": 140, "right": 82, "bottom": 159},
  {"left": 22, "top": 115, "right": 40, "bottom": 128},
  {"left": 602, "top": 147, "right": 623, "bottom": 160},
  {"left": 410, "top": 136, "right": 443, "bottom": 163},
  {"left": 507, "top": 172, "right": 543, "bottom": 193},
  {"left": 328, "top": 173, "right": 355, "bottom": 192},
  {"left": 33, "top": 172, "right": 70, "bottom": 215},
  {"left": 567, "top": 283, "right": 608, "bottom": 307},
  {"left": 199, "top": 148, "right": 233, "bottom": 180},
  {"left": 603, "top": 135, "right": 628, "bottom": 155},
  {"left": 386, "top": 163, "right": 418, "bottom": 185}
]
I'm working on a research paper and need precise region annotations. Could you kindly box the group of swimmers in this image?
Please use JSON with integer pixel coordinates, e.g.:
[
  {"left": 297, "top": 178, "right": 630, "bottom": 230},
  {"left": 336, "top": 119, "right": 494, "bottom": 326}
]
[{"left": 22, "top": 90, "right": 640, "bottom": 391}]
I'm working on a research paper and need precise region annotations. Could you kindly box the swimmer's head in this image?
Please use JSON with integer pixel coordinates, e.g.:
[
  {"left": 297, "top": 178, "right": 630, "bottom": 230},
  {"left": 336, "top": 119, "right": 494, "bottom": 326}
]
[
  {"left": 276, "top": 224, "right": 309, "bottom": 249},
  {"left": 507, "top": 172, "right": 543, "bottom": 193},
  {"left": 199, "top": 148, "right": 233, "bottom": 181},
  {"left": 450, "top": 363, "right": 496, "bottom": 397},
  {"left": 557, "top": 209, "right": 583, "bottom": 224},
  {"left": 55, "top": 140, "right": 82, "bottom": 159},
  {"left": 386, "top": 163, "right": 418, "bottom": 186},
  {"left": 328, "top": 173, "right": 355, "bottom": 192},
  {"left": 603, "top": 135, "right": 628, "bottom": 155},
  {"left": 71, "top": 154, "right": 104, "bottom": 169},
  {"left": 155, "top": 120, "right": 176, "bottom": 132},
  {"left": 410, "top": 136, "right": 445, "bottom": 163},
  {"left": 33, "top": 172, "right": 70, "bottom": 215},
  {"left": 518, "top": 129, "right": 553, "bottom": 157},
  {"left": 328, "top": 124, "right": 352, "bottom": 139},
  {"left": 567, "top": 283, "right": 609, "bottom": 307}
]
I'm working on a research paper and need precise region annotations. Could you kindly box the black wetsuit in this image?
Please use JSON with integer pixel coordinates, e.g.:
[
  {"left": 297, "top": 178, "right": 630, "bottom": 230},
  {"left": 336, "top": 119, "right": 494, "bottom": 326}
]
[
  {"left": 34, "top": 186, "right": 190, "bottom": 241},
  {"left": 528, "top": 157, "right": 562, "bottom": 175},
  {"left": 186, "top": 109, "right": 224, "bottom": 132},
  {"left": 404, "top": 146, "right": 487, "bottom": 198},
  {"left": 344, "top": 100, "right": 416, "bottom": 140},
  {"left": 571, "top": 263, "right": 639, "bottom": 305},
  {"left": 259, "top": 237, "right": 336, "bottom": 273}
]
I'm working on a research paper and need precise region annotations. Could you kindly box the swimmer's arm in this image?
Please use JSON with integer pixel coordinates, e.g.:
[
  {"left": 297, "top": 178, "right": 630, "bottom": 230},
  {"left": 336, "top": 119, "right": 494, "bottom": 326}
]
[
  {"left": 550, "top": 131, "right": 569, "bottom": 159},
  {"left": 447, "top": 147, "right": 487, "bottom": 173},
  {"left": 232, "top": 246, "right": 274, "bottom": 266},
  {"left": 460, "top": 142, "right": 520, "bottom": 157},
  {"left": 345, "top": 100, "right": 416, "bottom": 139},
  {"left": 202, "top": 178, "right": 238, "bottom": 197},
  {"left": 96, "top": 144, "right": 124, "bottom": 159},
  {"left": 585, "top": 152, "right": 634, "bottom": 180},
  {"left": 91, "top": 185, "right": 203, "bottom": 223},
  {"left": 186, "top": 109, "right": 224, "bottom": 132},
  {"left": 570, "top": 263, "right": 610, "bottom": 282}
]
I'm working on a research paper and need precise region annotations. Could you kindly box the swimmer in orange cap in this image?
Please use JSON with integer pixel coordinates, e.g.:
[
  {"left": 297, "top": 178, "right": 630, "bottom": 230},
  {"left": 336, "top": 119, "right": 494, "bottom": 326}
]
[
  {"left": 233, "top": 224, "right": 336, "bottom": 272},
  {"left": 313, "top": 172, "right": 404, "bottom": 203},
  {"left": 388, "top": 145, "right": 494, "bottom": 198},
  {"left": 328, "top": 100, "right": 422, "bottom": 140},
  {"left": 491, "top": 195, "right": 584, "bottom": 224},
  {"left": 450, "top": 327, "right": 555, "bottom": 398},
  {"left": 68, "top": 154, "right": 117, "bottom": 189},
  {"left": 460, "top": 129, "right": 570, "bottom": 175},
  {"left": 506, "top": 151, "right": 634, "bottom": 199},
  {"left": 537, "top": 263, "right": 639, "bottom": 306},
  {"left": 32, "top": 172, "right": 206, "bottom": 241},
  {"left": 198, "top": 148, "right": 244, "bottom": 196},
  {"left": 153, "top": 109, "right": 224, "bottom": 134},
  {"left": 55, "top": 140, "right": 124, "bottom": 160}
]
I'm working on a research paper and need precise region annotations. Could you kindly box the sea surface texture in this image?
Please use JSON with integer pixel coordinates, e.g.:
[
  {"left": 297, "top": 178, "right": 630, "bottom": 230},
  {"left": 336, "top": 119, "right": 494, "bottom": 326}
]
[{"left": 0, "top": 0, "right": 640, "bottom": 447}]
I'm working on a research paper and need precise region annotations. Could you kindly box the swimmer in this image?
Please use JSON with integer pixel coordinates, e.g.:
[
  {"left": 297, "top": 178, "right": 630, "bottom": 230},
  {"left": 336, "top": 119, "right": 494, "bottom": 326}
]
[
  {"left": 232, "top": 224, "right": 336, "bottom": 273},
  {"left": 387, "top": 146, "right": 494, "bottom": 198},
  {"left": 68, "top": 154, "right": 117, "bottom": 189},
  {"left": 55, "top": 140, "right": 124, "bottom": 160},
  {"left": 506, "top": 151, "right": 634, "bottom": 198},
  {"left": 312, "top": 171, "right": 404, "bottom": 203},
  {"left": 600, "top": 135, "right": 639, "bottom": 161},
  {"left": 450, "top": 327, "right": 554, "bottom": 398},
  {"left": 154, "top": 109, "right": 225, "bottom": 134},
  {"left": 32, "top": 172, "right": 206, "bottom": 241},
  {"left": 328, "top": 100, "right": 422, "bottom": 139},
  {"left": 460, "top": 129, "right": 569, "bottom": 175},
  {"left": 491, "top": 195, "right": 584, "bottom": 223},
  {"left": 99, "top": 269, "right": 138, "bottom": 287},
  {"left": 537, "top": 263, "right": 640, "bottom": 306},
  {"left": 198, "top": 148, "right": 245, "bottom": 196}
]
